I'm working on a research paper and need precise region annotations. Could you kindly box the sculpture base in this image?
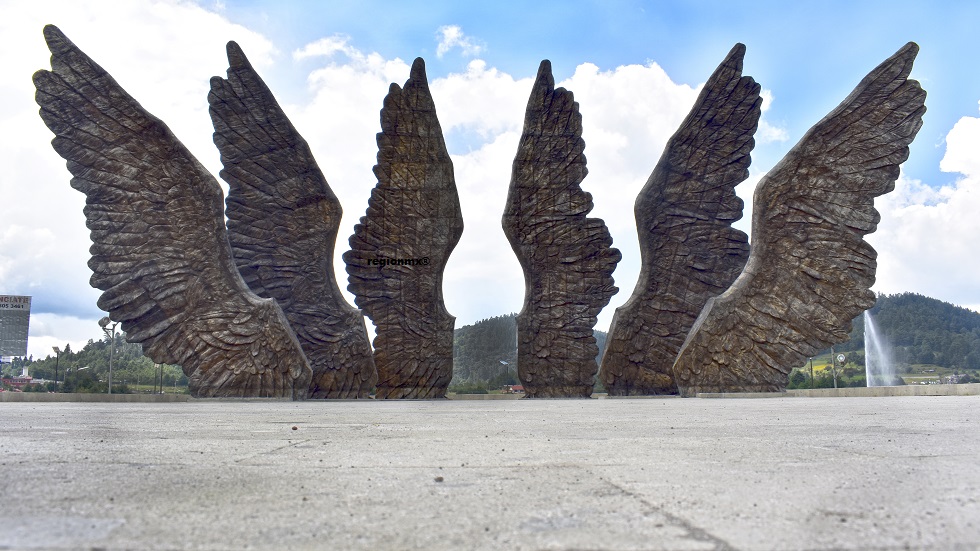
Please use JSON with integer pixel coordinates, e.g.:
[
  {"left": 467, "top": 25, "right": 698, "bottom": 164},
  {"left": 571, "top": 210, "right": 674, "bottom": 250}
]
[
  {"left": 522, "top": 386, "right": 594, "bottom": 399},
  {"left": 678, "top": 384, "right": 786, "bottom": 398},
  {"left": 375, "top": 386, "right": 449, "bottom": 400},
  {"left": 605, "top": 387, "right": 680, "bottom": 397}
]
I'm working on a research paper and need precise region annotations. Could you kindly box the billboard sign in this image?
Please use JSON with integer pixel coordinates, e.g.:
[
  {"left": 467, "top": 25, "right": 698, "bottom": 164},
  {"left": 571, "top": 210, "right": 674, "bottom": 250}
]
[{"left": 0, "top": 295, "right": 31, "bottom": 357}]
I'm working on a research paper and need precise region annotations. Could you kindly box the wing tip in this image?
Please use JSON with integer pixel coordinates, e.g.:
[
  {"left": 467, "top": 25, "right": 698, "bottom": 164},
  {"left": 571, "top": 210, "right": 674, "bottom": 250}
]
[
  {"left": 42, "top": 24, "right": 71, "bottom": 54},
  {"left": 881, "top": 41, "right": 919, "bottom": 78},
  {"left": 42, "top": 23, "right": 64, "bottom": 40},
  {"left": 899, "top": 41, "right": 920, "bottom": 58},
  {"left": 534, "top": 59, "right": 555, "bottom": 93},
  {"left": 728, "top": 43, "right": 747, "bottom": 60},
  {"left": 226, "top": 40, "right": 251, "bottom": 69},
  {"left": 410, "top": 57, "right": 426, "bottom": 82},
  {"left": 721, "top": 43, "right": 747, "bottom": 74},
  {"left": 399, "top": 57, "right": 433, "bottom": 100}
]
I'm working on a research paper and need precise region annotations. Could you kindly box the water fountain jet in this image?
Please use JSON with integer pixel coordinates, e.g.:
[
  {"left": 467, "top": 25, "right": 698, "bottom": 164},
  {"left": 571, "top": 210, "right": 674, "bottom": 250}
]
[{"left": 864, "top": 311, "right": 896, "bottom": 386}]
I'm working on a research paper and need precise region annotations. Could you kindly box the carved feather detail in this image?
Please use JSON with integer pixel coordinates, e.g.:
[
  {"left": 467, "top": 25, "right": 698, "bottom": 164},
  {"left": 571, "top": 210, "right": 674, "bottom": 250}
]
[
  {"left": 673, "top": 43, "right": 926, "bottom": 396},
  {"left": 503, "top": 61, "right": 621, "bottom": 398},
  {"left": 34, "top": 25, "right": 312, "bottom": 398},
  {"left": 600, "top": 44, "right": 760, "bottom": 395},
  {"left": 344, "top": 58, "right": 463, "bottom": 399},
  {"left": 208, "top": 41, "right": 377, "bottom": 399}
]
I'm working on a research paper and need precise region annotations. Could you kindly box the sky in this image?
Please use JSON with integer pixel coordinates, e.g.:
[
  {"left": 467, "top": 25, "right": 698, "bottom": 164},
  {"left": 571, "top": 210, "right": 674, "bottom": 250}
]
[{"left": 3, "top": 0, "right": 980, "bottom": 361}]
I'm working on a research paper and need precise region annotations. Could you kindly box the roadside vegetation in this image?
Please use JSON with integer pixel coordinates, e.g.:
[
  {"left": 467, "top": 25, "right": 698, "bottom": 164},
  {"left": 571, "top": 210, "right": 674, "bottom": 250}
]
[
  {"left": 787, "top": 293, "right": 980, "bottom": 388},
  {"left": 1, "top": 335, "right": 187, "bottom": 394},
  {"left": 6, "top": 292, "right": 978, "bottom": 394}
]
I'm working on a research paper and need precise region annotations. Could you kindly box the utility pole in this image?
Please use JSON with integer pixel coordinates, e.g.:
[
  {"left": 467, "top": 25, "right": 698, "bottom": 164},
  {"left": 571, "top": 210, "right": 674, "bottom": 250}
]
[
  {"left": 830, "top": 346, "right": 839, "bottom": 389},
  {"left": 52, "top": 346, "right": 61, "bottom": 387},
  {"left": 99, "top": 317, "right": 118, "bottom": 395}
]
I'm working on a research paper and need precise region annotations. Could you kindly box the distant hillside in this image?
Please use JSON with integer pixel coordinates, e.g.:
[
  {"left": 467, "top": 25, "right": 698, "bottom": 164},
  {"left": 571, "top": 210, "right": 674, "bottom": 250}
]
[
  {"left": 452, "top": 313, "right": 607, "bottom": 386},
  {"left": 454, "top": 293, "right": 980, "bottom": 388},
  {"left": 828, "top": 292, "right": 980, "bottom": 369}
]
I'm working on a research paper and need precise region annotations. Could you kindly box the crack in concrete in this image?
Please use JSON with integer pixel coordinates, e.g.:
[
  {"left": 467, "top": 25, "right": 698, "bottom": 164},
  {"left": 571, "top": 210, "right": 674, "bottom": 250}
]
[
  {"left": 233, "top": 439, "right": 313, "bottom": 463},
  {"left": 593, "top": 471, "right": 739, "bottom": 551}
]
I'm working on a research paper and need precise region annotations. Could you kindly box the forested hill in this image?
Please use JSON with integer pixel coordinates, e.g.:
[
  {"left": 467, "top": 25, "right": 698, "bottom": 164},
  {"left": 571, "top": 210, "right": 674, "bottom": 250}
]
[
  {"left": 452, "top": 314, "right": 607, "bottom": 385},
  {"left": 454, "top": 293, "right": 980, "bottom": 382},
  {"left": 832, "top": 292, "right": 980, "bottom": 369}
]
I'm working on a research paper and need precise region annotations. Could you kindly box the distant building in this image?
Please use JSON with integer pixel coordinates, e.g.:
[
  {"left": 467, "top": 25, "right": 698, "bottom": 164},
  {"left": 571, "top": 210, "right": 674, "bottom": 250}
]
[{"left": 1, "top": 374, "right": 33, "bottom": 390}]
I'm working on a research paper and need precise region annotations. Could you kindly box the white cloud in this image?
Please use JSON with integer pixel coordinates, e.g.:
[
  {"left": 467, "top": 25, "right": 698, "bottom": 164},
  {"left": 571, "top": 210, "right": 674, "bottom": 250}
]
[
  {"left": 938, "top": 100, "right": 980, "bottom": 177},
  {"left": 428, "top": 64, "right": 533, "bottom": 321},
  {"left": 757, "top": 89, "right": 789, "bottom": 144},
  {"left": 26, "top": 313, "right": 106, "bottom": 362},
  {"left": 435, "top": 25, "right": 484, "bottom": 58},
  {"left": 431, "top": 59, "right": 531, "bottom": 139},
  {"left": 557, "top": 62, "right": 703, "bottom": 323},
  {"left": 283, "top": 41, "right": 411, "bottom": 322},
  {"left": 293, "top": 34, "right": 356, "bottom": 61},
  {"left": 0, "top": 0, "right": 276, "bottom": 358},
  {"left": 868, "top": 102, "right": 980, "bottom": 311},
  {"left": 442, "top": 131, "right": 526, "bottom": 321}
]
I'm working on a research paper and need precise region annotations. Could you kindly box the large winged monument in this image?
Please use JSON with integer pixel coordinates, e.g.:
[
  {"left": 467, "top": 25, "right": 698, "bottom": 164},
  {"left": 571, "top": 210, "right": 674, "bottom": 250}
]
[
  {"left": 344, "top": 59, "right": 465, "bottom": 399},
  {"left": 34, "top": 23, "right": 925, "bottom": 399},
  {"left": 503, "top": 61, "right": 621, "bottom": 398},
  {"left": 34, "top": 25, "right": 376, "bottom": 398},
  {"left": 671, "top": 43, "right": 926, "bottom": 395},
  {"left": 600, "top": 44, "right": 759, "bottom": 396},
  {"left": 602, "top": 42, "right": 925, "bottom": 396},
  {"left": 209, "top": 42, "right": 377, "bottom": 399}
]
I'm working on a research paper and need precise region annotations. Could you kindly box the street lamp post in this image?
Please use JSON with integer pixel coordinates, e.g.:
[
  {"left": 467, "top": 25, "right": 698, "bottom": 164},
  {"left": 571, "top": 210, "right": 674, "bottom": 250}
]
[
  {"left": 99, "top": 317, "right": 118, "bottom": 395},
  {"left": 498, "top": 360, "right": 509, "bottom": 389},
  {"left": 52, "top": 346, "right": 61, "bottom": 387},
  {"left": 829, "top": 346, "right": 840, "bottom": 389}
]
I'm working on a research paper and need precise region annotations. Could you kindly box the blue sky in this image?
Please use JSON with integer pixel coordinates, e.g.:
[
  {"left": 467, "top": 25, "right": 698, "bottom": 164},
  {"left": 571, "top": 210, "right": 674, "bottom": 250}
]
[
  {"left": 3, "top": 0, "right": 980, "bottom": 359},
  {"left": 215, "top": 0, "right": 980, "bottom": 188}
]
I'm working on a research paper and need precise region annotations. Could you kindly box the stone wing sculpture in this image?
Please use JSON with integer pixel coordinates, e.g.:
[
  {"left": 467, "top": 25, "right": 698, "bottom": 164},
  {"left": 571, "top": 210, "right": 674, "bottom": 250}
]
[
  {"left": 344, "top": 59, "right": 464, "bottom": 399},
  {"left": 208, "top": 42, "right": 377, "bottom": 399},
  {"left": 503, "top": 61, "right": 621, "bottom": 398},
  {"left": 673, "top": 42, "right": 926, "bottom": 396},
  {"left": 599, "top": 44, "right": 760, "bottom": 395},
  {"left": 33, "top": 25, "right": 312, "bottom": 398}
]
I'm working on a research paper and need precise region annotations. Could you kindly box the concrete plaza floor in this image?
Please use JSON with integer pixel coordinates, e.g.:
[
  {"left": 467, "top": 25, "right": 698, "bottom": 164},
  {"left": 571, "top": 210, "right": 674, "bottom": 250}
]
[{"left": 1, "top": 396, "right": 978, "bottom": 550}]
